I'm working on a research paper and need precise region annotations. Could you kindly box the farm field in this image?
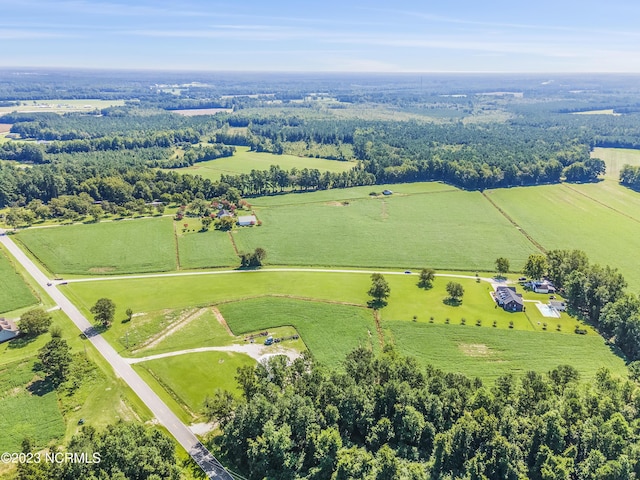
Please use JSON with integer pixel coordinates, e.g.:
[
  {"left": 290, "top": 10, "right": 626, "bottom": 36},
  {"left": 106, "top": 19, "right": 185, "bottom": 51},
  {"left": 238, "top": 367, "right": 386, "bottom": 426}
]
[
  {"left": 592, "top": 147, "right": 640, "bottom": 179},
  {"left": 177, "top": 229, "right": 239, "bottom": 269},
  {"left": 0, "top": 99, "right": 125, "bottom": 114},
  {"left": 0, "top": 246, "right": 38, "bottom": 314},
  {"left": 387, "top": 322, "right": 626, "bottom": 381},
  {"left": 486, "top": 183, "right": 640, "bottom": 289},
  {"left": 235, "top": 189, "right": 538, "bottom": 270},
  {"left": 15, "top": 217, "right": 177, "bottom": 275},
  {"left": 220, "top": 298, "right": 378, "bottom": 365},
  {"left": 135, "top": 351, "right": 255, "bottom": 418},
  {"left": 172, "top": 146, "right": 355, "bottom": 181}
]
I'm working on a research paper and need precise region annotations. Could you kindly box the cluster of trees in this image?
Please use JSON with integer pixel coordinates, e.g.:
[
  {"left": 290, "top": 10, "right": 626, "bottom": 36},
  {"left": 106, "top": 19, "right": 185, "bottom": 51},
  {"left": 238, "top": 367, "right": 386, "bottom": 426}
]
[
  {"left": 240, "top": 248, "right": 267, "bottom": 268},
  {"left": 211, "top": 348, "right": 640, "bottom": 480},
  {"left": 18, "top": 308, "right": 52, "bottom": 337},
  {"left": 17, "top": 422, "right": 181, "bottom": 480},
  {"left": 620, "top": 164, "right": 640, "bottom": 191}
]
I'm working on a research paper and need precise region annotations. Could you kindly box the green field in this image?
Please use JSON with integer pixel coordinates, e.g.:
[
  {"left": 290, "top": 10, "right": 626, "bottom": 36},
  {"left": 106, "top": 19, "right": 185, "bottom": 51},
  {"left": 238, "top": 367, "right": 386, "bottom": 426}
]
[
  {"left": 0, "top": 246, "right": 38, "bottom": 314},
  {"left": 15, "top": 218, "right": 177, "bottom": 275},
  {"left": 177, "top": 229, "right": 239, "bottom": 269},
  {"left": 387, "top": 322, "right": 626, "bottom": 381},
  {"left": 219, "top": 298, "right": 378, "bottom": 365},
  {"left": 592, "top": 147, "right": 640, "bottom": 179},
  {"left": 0, "top": 359, "right": 65, "bottom": 452},
  {"left": 135, "top": 351, "right": 255, "bottom": 416},
  {"left": 486, "top": 183, "right": 640, "bottom": 289},
  {"left": 0, "top": 99, "right": 125, "bottom": 115},
  {"left": 235, "top": 189, "right": 538, "bottom": 270},
  {"left": 172, "top": 146, "right": 355, "bottom": 181}
]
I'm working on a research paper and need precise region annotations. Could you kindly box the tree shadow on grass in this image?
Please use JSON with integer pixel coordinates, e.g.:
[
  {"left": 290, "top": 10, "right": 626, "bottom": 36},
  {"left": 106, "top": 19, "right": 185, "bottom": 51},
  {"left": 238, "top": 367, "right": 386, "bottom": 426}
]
[
  {"left": 367, "top": 299, "right": 388, "bottom": 309},
  {"left": 7, "top": 335, "right": 37, "bottom": 350},
  {"left": 27, "top": 377, "right": 55, "bottom": 397},
  {"left": 443, "top": 298, "right": 462, "bottom": 307}
]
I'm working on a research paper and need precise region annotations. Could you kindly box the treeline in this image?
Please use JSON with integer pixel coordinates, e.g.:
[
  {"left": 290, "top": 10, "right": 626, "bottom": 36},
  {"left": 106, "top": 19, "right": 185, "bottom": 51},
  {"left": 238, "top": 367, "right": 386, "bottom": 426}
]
[
  {"left": 543, "top": 249, "right": 640, "bottom": 362},
  {"left": 211, "top": 348, "right": 640, "bottom": 480},
  {"left": 620, "top": 164, "right": 640, "bottom": 191}
]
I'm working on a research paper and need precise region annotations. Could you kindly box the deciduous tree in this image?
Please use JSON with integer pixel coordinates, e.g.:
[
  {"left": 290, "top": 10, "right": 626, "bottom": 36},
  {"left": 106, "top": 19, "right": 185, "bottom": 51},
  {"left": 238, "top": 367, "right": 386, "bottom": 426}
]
[{"left": 90, "top": 298, "right": 116, "bottom": 327}]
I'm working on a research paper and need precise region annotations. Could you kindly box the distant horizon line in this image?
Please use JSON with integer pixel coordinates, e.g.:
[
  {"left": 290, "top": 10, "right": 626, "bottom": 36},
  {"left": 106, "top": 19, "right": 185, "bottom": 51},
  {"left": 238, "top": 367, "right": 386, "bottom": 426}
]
[{"left": 1, "top": 66, "right": 640, "bottom": 76}]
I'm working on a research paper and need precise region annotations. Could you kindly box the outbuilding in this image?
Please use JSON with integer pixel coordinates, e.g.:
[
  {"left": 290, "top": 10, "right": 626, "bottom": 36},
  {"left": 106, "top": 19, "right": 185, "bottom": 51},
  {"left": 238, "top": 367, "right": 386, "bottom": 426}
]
[
  {"left": 0, "top": 318, "right": 19, "bottom": 343},
  {"left": 237, "top": 215, "right": 257, "bottom": 226}
]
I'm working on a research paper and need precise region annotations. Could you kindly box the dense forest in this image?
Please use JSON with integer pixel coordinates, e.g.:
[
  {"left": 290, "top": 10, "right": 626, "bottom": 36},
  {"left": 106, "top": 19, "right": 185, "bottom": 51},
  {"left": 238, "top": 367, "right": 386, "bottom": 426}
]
[{"left": 209, "top": 348, "right": 640, "bottom": 480}]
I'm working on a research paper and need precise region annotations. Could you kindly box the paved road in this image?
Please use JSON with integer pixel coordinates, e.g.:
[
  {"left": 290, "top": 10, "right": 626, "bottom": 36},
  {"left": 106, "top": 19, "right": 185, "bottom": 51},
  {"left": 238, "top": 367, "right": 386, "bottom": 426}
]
[{"left": 0, "top": 233, "right": 232, "bottom": 480}]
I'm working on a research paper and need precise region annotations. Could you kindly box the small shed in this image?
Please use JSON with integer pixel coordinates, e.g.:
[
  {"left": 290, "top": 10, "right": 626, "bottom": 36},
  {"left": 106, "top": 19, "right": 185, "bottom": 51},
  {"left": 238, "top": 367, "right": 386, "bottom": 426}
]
[
  {"left": 237, "top": 215, "right": 257, "bottom": 226},
  {"left": 0, "top": 318, "right": 19, "bottom": 343},
  {"left": 549, "top": 300, "right": 566, "bottom": 312},
  {"left": 532, "top": 281, "right": 556, "bottom": 294},
  {"left": 382, "top": 190, "right": 393, "bottom": 195}
]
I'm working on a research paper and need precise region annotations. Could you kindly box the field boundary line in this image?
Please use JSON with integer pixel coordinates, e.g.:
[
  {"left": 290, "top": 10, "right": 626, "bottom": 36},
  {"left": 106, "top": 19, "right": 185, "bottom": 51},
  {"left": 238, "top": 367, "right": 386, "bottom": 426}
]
[
  {"left": 373, "top": 310, "right": 384, "bottom": 348},
  {"left": 562, "top": 183, "right": 640, "bottom": 225},
  {"left": 212, "top": 307, "right": 234, "bottom": 336},
  {"left": 481, "top": 192, "right": 546, "bottom": 253},
  {"left": 131, "top": 308, "right": 206, "bottom": 354},
  {"left": 227, "top": 231, "right": 240, "bottom": 256},
  {"left": 214, "top": 293, "right": 367, "bottom": 309},
  {"left": 172, "top": 221, "right": 182, "bottom": 270}
]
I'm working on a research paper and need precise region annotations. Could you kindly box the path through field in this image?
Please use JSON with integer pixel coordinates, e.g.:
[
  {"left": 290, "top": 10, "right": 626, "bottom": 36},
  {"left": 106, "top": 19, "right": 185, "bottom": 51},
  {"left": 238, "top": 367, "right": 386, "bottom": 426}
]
[{"left": 126, "top": 343, "right": 301, "bottom": 364}]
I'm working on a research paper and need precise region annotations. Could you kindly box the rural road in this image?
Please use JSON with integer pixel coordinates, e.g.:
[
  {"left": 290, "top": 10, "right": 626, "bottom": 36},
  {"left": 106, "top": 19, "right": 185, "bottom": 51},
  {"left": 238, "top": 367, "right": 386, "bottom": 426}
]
[
  {"left": 127, "top": 343, "right": 301, "bottom": 364},
  {"left": 0, "top": 233, "right": 233, "bottom": 480}
]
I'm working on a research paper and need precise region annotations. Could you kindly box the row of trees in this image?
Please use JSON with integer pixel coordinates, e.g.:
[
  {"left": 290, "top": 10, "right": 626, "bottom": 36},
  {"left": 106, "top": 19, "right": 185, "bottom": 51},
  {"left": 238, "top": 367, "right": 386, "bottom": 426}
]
[
  {"left": 620, "top": 164, "right": 640, "bottom": 191},
  {"left": 210, "top": 348, "right": 640, "bottom": 480}
]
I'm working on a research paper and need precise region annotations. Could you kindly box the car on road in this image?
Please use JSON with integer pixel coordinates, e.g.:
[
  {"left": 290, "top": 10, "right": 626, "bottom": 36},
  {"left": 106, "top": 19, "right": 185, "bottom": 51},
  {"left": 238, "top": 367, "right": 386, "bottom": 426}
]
[
  {"left": 404, "top": 270, "right": 412, "bottom": 274},
  {"left": 264, "top": 336, "right": 274, "bottom": 346},
  {"left": 518, "top": 277, "right": 527, "bottom": 281}
]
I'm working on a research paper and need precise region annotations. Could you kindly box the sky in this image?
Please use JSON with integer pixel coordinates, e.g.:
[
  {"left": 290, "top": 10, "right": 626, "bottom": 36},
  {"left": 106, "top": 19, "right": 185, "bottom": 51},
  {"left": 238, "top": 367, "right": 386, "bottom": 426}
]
[{"left": 1, "top": 0, "right": 640, "bottom": 72}]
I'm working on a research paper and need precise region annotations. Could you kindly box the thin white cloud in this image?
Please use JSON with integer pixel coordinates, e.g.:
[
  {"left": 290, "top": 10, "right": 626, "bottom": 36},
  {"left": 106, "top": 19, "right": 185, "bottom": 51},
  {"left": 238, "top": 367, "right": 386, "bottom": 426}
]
[{"left": 0, "top": 29, "right": 77, "bottom": 39}]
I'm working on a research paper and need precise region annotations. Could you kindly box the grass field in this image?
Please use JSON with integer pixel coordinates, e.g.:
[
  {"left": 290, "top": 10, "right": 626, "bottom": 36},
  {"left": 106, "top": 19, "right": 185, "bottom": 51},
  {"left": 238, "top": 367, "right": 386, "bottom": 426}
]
[
  {"left": 0, "top": 359, "right": 65, "bottom": 452},
  {"left": 0, "top": 246, "right": 38, "bottom": 314},
  {"left": 219, "top": 298, "right": 378, "bottom": 365},
  {"left": 135, "top": 351, "right": 255, "bottom": 417},
  {"left": 15, "top": 217, "right": 177, "bottom": 275},
  {"left": 0, "top": 99, "right": 125, "bottom": 114},
  {"left": 592, "top": 147, "right": 640, "bottom": 179},
  {"left": 486, "top": 183, "right": 640, "bottom": 289},
  {"left": 171, "top": 146, "right": 355, "bottom": 181},
  {"left": 177, "top": 229, "right": 239, "bottom": 269},
  {"left": 386, "top": 322, "right": 626, "bottom": 381},
  {"left": 235, "top": 189, "right": 538, "bottom": 270}
]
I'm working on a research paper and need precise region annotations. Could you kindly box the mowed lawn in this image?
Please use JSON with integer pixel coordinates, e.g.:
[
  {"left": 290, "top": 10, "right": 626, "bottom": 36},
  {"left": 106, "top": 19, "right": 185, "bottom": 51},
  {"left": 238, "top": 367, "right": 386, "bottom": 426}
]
[
  {"left": 0, "top": 246, "right": 38, "bottom": 314},
  {"left": 219, "top": 298, "right": 379, "bottom": 365},
  {"left": 177, "top": 229, "right": 239, "bottom": 269},
  {"left": 486, "top": 184, "right": 640, "bottom": 289},
  {"left": 135, "top": 351, "right": 255, "bottom": 416},
  {"left": 387, "top": 322, "right": 626, "bottom": 381},
  {"left": 15, "top": 218, "right": 177, "bottom": 275},
  {"left": 172, "top": 146, "right": 355, "bottom": 181},
  {"left": 234, "top": 189, "right": 538, "bottom": 270},
  {"left": 592, "top": 147, "right": 640, "bottom": 180}
]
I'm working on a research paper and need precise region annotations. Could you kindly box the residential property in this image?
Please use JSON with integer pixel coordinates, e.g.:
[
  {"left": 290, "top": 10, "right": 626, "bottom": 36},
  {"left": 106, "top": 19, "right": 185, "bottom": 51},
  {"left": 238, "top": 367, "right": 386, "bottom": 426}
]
[
  {"left": 0, "top": 318, "right": 19, "bottom": 343},
  {"left": 237, "top": 215, "right": 257, "bottom": 226},
  {"left": 216, "top": 209, "right": 232, "bottom": 219},
  {"left": 549, "top": 300, "right": 567, "bottom": 312},
  {"left": 494, "top": 286, "right": 524, "bottom": 312},
  {"left": 532, "top": 281, "right": 556, "bottom": 294}
]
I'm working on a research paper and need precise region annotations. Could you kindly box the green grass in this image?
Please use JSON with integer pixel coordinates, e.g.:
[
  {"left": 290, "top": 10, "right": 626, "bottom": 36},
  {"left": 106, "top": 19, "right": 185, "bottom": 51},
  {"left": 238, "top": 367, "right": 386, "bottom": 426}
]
[
  {"left": 235, "top": 189, "right": 538, "bottom": 270},
  {"left": 171, "top": 146, "right": 355, "bottom": 182},
  {"left": 0, "top": 245, "right": 38, "bottom": 314},
  {"left": 219, "top": 298, "right": 379, "bottom": 365},
  {"left": 592, "top": 147, "right": 640, "bottom": 180},
  {"left": 177, "top": 229, "right": 239, "bottom": 269},
  {"left": 0, "top": 99, "right": 125, "bottom": 114},
  {"left": 386, "top": 322, "right": 626, "bottom": 381},
  {"left": 15, "top": 217, "right": 177, "bottom": 275},
  {"left": 135, "top": 351, "right": 255, "bottom": 417},
  {"left": 0, "top": 359, "right": 65, "bottom": 452},
  {"left": 486, "top": 183, "right": 640, "bottom": 289}
]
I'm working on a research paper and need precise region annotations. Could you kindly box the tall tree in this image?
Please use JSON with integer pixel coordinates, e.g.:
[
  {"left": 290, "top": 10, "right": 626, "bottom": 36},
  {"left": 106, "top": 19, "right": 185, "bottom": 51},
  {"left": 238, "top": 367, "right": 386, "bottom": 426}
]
[
  {"left": 90, "top": 298, "right": 116, "bottom": 327},
  {"left": 418, "top": 268, "right": 436, "bottom": 289},
  {"left": 38, "top": 332, "right": 72, "bottom": 385},
  {"left": 368, "top": 273, "right": 390, "bottom": 308},
  {"left": 523, "top": 254, "right": 548, "bottom": 280},
  {"left": 446, "top": 281, "right": 464, "bottom": 303},
  {"left": 19, "top": 308, "right": 52, "bottom": 337},
  {"left": 495, "top": 257, "right": 510, "bottom": 277}
]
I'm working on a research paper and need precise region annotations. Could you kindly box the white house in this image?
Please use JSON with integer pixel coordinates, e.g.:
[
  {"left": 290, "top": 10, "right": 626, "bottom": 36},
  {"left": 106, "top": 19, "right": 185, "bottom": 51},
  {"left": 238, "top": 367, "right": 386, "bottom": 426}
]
[
  {"left": 0, "top": 318, "right": 19, "bottom": 343},
  {"left": 532, "top": 281, "right": 556, "bottom": 294},
  {"left": 237, "top": 215, "right": 257, "bottom": 226}
]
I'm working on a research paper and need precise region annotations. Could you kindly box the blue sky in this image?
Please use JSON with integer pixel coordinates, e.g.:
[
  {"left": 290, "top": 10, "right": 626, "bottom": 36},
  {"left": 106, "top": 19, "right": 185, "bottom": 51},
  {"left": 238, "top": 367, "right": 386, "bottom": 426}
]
[{"left": 2, "top": 0, "right": 640, "bottom": 72}]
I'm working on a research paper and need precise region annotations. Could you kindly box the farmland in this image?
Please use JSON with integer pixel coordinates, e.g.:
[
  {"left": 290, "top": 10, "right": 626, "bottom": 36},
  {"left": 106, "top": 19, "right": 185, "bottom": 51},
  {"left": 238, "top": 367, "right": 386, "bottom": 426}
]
[
  {"left": 0, "top": 246, "right": 38, "bottom": 314},
  {"left": 0, "top": 99, "right": 125, "bottom": 115},
  {"left": 172, "top": 146, "right": 355, "bottom": 181}
]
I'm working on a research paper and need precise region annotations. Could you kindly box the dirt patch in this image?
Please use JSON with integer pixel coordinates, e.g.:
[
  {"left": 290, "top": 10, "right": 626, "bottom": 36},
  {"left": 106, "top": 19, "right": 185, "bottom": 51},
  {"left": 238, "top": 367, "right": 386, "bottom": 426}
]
[
  {"left": 325, "top": 201, "right": 349, "bottom": 207},
  {"left": 88, "top": 266, "right": 116, "bottom": 273},
  {"left": 131, "top": 308, "right": 206, "bottom": 353},
  {"left": 0, "top": 124, "right": 12, "bottom": 134},
  {"left": 458, "top": 343, "right": 493, "bottom": 357},
  {"left": 212, "top": 307, "right": 234, "bottom": 336}
]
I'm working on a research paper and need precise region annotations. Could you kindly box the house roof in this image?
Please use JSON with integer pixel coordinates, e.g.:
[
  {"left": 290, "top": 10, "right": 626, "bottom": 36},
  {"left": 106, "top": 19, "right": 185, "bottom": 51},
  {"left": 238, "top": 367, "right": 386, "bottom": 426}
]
[
  {"left": 237, "top": 215, "right": 257, "bottom": 224},
  {"left": 0, "top": 318, "right": 19, "bottom": 332},
  {"left": 495, "top": 286, "right": 524, "bottom": 306}
]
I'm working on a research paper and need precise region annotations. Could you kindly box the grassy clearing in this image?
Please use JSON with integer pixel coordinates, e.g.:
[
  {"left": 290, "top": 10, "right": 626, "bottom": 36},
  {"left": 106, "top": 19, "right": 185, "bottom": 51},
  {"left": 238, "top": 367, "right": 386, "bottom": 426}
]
[
  {"left": 177, "top": 229, "right": 239, "bottom": 269},
  {"left": 171, "top": 146, "right": 355, "bottom": 182},
  {"left": 0, "top": 359, "right": 65, "bottom": 452},
  {"left": 592, "top": 147, "right": 640, "bottom": 179},
  {"left": 235, "top": 189, "right": 538, "bottom": 270},
  {"left": 219, "top": 298, "right": 378, "bottom": 366},
  {"left": 15, "top": 217, "right": 176, "bottom": 275},
  {"left": 386, "top": 322, "right": 626, "bottom": 381},
  {"left": 0, "top": 99, "right": 125, "bottom": 114},
  {"left": 486, "top": 184, "right": 640, "bottom": 289},
  {"left": 135, "top": 351, "right": 255, "bottom": 417},
  {"left": 0, "top": 245, "right": 38, "bottom": 314}
]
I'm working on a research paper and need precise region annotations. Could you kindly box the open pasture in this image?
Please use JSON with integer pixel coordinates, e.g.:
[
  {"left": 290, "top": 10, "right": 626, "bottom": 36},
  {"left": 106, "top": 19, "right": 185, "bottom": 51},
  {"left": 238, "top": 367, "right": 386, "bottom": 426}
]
[
  {"left": 387, "top": 322, "right": 626, "bottom": 381},
  {"left": 0, "top": 99, "right": 125, "bottom": 114},
  {"left": 173, "top": 146, "right": 355, "bottom": 181},
  {"left": 486, "top": 183, "right": 640, "bottom": 289},
  {"left": 177, "top": 229, "right": 239, "bottom": 269},
  {"left": 135, "top": 351, "right": 255, "bottom": 417},
  {"left": 0, "top": 246, "right": 38, "bottom": 314},
  {"left": 15, "top": 217, "right": 176, "bottom": 275},
  {"left": 235, "top": 189, "right": 538, "bottom": 270},
  {"left": 592, "top": 147, "right": 640, "bottom": 179},
  {"left": 219, "top": 297, "right": 378, "bottom": 365}
]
